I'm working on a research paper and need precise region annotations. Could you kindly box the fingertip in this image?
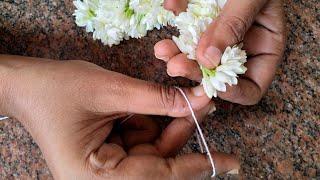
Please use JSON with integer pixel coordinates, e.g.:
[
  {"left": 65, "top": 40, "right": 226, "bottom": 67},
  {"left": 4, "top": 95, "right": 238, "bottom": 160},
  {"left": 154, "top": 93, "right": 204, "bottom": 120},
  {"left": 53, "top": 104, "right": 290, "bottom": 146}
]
[
  {"left": 183, "top": 87, "right": 211, "bottom": 112},
  {"left": 167, "top": 151, "right": 240, "bottom": 179},
  {"left": 164, "top": 0, "right": 188, "bottom": 15},
  {"left": 211, "top": 151, "right": 240, "bottom": 175},
  {"left": 154, "top": 39, "right": 180, "bottom": 62}
]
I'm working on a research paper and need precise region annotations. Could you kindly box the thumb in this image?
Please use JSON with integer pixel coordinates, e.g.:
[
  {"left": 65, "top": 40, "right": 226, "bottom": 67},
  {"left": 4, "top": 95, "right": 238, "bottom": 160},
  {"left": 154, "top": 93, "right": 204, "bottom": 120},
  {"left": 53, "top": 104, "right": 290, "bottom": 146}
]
[
  {"left": 167, "top": 151, "right": 240, "bottom": 179},
  {"left": 197, "top": 0, "right": 267, "bottom": 68}
]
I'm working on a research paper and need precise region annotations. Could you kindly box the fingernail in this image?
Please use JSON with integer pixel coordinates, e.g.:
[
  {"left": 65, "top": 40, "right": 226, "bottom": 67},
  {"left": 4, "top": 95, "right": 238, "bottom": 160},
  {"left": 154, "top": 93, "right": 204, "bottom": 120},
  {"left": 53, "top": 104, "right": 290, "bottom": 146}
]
[
  {"left": 167, "top": 69, "right": 174, "bottom": 77},
  {"left": 226, "top": 169, "right": 239, "bottom": 175},
  {"left": 204, "top": 46, "right": 222, "bottom": 67},
  {"left": 155, "top": 54, "right": 170, "bottom": 61},
  {"left": 191, "top": 86, "right": 205, "bottom": 97},
  {"left": 209, "top": 104, "right": 216, "bottom": 114}
]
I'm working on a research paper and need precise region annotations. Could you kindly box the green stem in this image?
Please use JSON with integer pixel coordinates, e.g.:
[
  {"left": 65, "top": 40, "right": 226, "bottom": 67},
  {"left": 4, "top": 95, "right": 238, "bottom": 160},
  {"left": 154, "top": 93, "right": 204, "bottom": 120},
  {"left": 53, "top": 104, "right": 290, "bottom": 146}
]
[{"left": 201, "top": 66, "right": 216, "bottom": 78}]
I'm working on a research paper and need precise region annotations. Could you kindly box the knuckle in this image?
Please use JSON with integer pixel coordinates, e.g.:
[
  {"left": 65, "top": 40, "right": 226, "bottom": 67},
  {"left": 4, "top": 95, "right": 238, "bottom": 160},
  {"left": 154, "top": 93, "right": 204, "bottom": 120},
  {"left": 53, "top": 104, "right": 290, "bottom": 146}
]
[
  {"left": 175, "top": 64, "right": 190, "bottom": 77},
  {"left": 87, "top": 144, "right": 126, "bottom": 179},
  {"left": 159, "top": 85, "right": 176, "bottom": 114},
  {"left": 184, "top": 116, "right": 196, "bottom": 128},
  {"left": 155, "top": 39, "right": 172, "bottom": 52},
  {"left": 157, "top": 85, "right": 187, "bottom": 115},
  {"left": 219, "top": 15, "right": 248, "bottom": 43},
  {"left": 221, "top": 85, "right": 242, "bottom": 102},
  {"left": 168, "top": 65, "right": 189, "bottom": 77},
  {"left": 221, "top": 84, "right": 262, "bottom": 106},
  {"left": 240, "top": 85, "right": 262, "bottom": 106}
]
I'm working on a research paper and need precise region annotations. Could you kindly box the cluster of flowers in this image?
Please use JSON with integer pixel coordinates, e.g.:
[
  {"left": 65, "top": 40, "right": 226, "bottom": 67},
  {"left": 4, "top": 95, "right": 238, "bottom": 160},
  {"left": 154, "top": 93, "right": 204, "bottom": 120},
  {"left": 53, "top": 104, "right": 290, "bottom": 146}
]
[
  {"left": 73, "top": 0, "right": 174, "bottom": 46},
  {"left": 171, "top": 0, "right": 247, "bottom": 98},
  {"left": 73, "top": 0, "right": 247, "bottom": 98}
]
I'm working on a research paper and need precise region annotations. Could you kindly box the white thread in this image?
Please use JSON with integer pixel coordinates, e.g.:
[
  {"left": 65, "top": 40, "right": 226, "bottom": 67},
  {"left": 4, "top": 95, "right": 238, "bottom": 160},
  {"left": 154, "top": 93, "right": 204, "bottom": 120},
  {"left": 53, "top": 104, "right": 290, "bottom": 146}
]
[
  {"left": 0, "top": 116, "right": 9, "bottom": 121},
  {"left": 196, "top": 131, "right": 204, "bottom": 153},
  {"left": 175, "top": 87, "right": 216, "bottom": 177},
  {"left": 120, "top": 114, "right": 135, "bottom": 124}
]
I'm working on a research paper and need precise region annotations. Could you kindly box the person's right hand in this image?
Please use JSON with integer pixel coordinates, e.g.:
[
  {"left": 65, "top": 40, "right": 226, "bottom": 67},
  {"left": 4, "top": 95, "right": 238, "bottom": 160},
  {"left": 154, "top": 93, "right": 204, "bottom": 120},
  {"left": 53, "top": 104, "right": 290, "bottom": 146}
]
[
  {"left": 0, "top": 55, "right": 239, "bottom": 179},
  {"left": 155, "top": 0, "right": 286, "bottom": 105}
]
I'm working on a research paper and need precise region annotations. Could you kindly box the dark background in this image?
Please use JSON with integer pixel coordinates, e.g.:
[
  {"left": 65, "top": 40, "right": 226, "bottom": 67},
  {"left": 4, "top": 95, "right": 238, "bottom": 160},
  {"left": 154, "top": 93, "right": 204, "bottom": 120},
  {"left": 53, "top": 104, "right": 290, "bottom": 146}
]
[{"left": 0, "top": 0, "right": 319, "bottom": 179}]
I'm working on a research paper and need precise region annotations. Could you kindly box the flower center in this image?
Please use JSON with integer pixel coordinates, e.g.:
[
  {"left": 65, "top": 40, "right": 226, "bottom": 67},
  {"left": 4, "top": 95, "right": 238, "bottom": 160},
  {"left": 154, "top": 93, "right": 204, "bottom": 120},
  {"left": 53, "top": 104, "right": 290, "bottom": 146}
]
[
  {"left": 201, "top": 66, "right": 216, "bottom": 78},
  {"left": 124, "top": 0, "right": 135, "bottom": 18},
  {"left": 88, "top": 9, "right": 96, "bottom": 18}
]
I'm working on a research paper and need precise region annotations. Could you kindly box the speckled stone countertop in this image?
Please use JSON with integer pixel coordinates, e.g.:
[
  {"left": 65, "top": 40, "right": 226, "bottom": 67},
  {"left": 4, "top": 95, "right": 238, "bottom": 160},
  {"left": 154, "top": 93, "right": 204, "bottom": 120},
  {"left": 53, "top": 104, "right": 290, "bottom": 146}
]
[{"left": 0, "top": 0, "right": 319, "bottom": 179}]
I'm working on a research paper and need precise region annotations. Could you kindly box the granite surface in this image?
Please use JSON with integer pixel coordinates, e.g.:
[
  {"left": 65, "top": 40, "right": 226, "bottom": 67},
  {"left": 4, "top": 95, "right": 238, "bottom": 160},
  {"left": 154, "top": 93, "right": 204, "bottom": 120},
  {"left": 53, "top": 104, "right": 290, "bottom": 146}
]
[{"left": 0, "top": 0, "right": 319, "bottom": 179}]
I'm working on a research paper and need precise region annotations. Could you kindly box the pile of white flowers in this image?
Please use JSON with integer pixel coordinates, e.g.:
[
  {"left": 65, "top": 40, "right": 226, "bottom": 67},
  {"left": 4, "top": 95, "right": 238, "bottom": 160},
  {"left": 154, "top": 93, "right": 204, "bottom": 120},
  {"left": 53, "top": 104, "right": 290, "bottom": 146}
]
[
  {"left": 73, "top": 0, "right": 247, "bottom": 98},
  {"left": 73, "top": 0, "right": 174, "bottom": 46}
]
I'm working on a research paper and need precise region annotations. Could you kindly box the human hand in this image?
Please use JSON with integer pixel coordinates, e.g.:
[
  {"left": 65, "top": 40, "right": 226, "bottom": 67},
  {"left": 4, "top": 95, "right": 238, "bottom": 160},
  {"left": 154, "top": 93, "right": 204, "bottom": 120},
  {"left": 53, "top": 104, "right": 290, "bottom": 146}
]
[
  {"left": 155, "top": 0, "right": 286, "bottom": 105},
  {"left": 0, "top": 55, "right": 239, "bottom": 179}
]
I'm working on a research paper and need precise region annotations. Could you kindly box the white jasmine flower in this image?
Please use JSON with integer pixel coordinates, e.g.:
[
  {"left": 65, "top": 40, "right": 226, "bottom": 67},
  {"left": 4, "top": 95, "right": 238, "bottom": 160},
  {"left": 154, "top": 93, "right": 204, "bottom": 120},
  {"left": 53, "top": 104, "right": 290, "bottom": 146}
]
[
  {"left": 92, "top": 0, "right": 129, "bottom": 46},
  {"left": 92, "top": 19, "right": 125, "bottom": 46},
  {"left": 128, "top": 0, "right": 174, "bottom": 38},
  {"left": 130, "top": 0, "right": 174, "bottom": 27},
  {"left": 202, "top": 75, "right": 216, "bottom": 98},
  {"left": 202, "top": 46, "right": 247, "bottom": 98},
  {"left": 73, "top": 0, "right": 99, "bottom": 32}
]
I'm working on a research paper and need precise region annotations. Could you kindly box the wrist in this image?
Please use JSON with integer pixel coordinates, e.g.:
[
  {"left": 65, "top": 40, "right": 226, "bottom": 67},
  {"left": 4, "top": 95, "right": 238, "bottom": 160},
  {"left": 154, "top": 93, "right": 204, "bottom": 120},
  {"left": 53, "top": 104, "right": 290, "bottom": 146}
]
[
  {"left": 0, "top": 56, "right": 15, "bottom": 116},
  {"left": 0, "top": 54, "right": 31, "bottom": 116},
  {"left": 0, "top": 63, "right": 11, "bottom": 116},
  {"left": 0, "top": 55, "right": 49, "bottom": 118}
]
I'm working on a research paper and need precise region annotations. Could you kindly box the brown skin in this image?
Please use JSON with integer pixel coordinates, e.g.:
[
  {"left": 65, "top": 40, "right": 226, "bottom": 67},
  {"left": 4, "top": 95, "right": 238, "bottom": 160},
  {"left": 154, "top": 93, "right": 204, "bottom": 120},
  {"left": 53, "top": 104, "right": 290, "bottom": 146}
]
[
  {"left": 0, "top": 55, "right": 239, "bottom": 179},
  {"left": 155, "top": 0, "right": 286, "bottom": 105},
  {"left": 0, "top": 0, "right": 285, "bottom": 178}
]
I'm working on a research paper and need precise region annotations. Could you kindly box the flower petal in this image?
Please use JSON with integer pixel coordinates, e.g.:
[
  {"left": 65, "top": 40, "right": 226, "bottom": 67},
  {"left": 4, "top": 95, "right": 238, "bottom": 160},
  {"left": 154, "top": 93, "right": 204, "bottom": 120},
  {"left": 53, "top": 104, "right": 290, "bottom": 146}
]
[
  {"left": 210, "top": 77, "right": 227, "bottom": 92},
  {"left": 202, "top": 78, "right": 215, "bottom": 98}
]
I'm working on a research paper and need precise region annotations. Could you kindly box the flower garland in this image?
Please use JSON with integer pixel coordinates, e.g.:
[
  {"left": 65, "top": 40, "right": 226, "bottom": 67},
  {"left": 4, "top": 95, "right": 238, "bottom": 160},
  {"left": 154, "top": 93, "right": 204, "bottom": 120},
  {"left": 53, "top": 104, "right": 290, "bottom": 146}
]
[
  {"left": 73, "top": 0, "right": 174, "bottom": 46},
  {"left": 73, "top": 0, "right": 247, "bottom": 98}
]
